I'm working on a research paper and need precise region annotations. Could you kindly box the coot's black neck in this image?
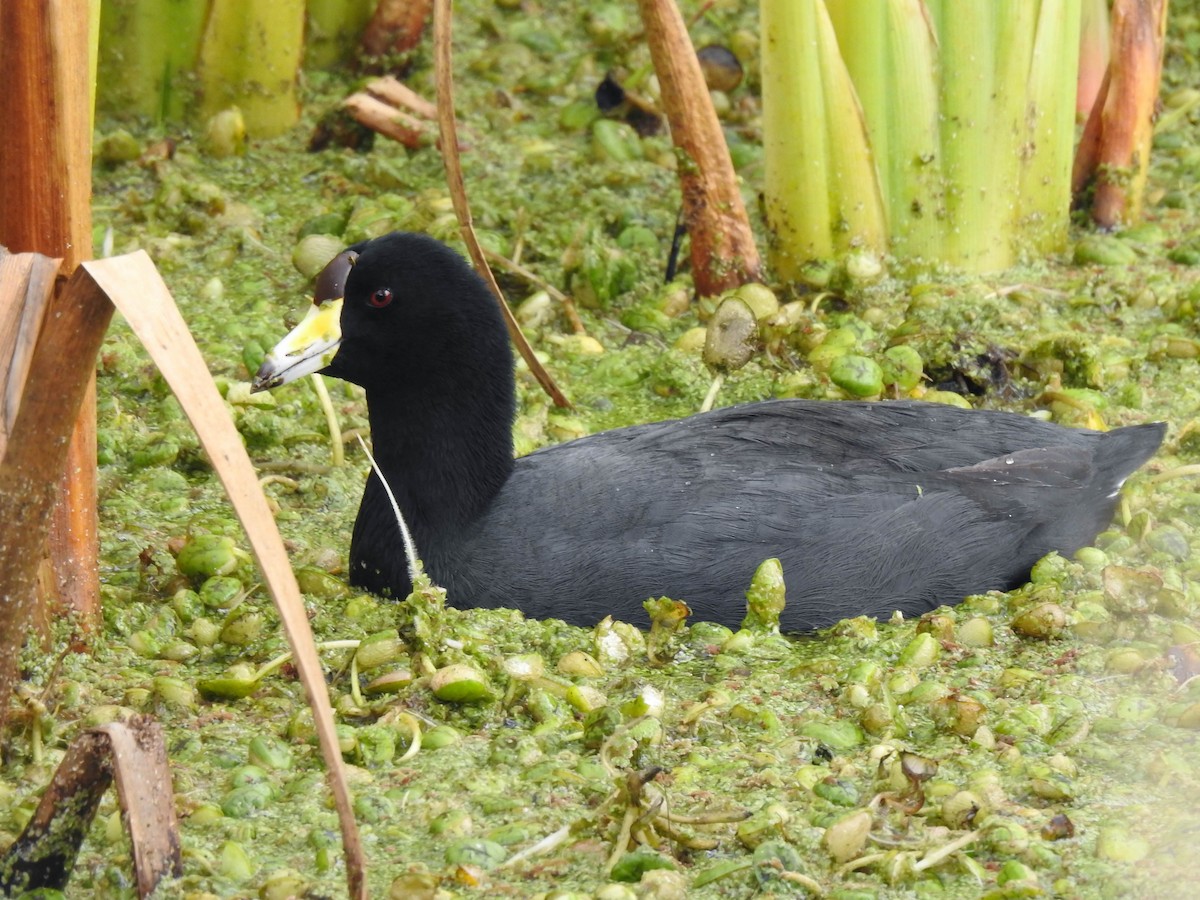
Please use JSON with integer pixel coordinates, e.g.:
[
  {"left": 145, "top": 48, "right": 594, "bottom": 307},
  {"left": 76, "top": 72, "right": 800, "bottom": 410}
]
[{"left": 361, "top": 365, "right": 516, "bottom": 543}]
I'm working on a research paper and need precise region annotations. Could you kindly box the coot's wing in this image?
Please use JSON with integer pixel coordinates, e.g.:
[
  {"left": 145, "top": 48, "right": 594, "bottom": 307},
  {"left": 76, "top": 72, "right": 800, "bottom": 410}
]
[
  {"left": 450, "top": 431, "right": 1042, "bottom": 629},
  {"left": 436, "top": 406, "right": 1162, "bottom": 630},
  {"left": 524, "top": 399, "right": 1117, "bottom": 474}
]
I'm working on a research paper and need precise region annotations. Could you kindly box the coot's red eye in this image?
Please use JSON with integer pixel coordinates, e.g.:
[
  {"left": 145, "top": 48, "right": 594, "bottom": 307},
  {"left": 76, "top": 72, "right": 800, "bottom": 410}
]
[{"left": 369, "top": 288, "right": 393, "bottom": 308}]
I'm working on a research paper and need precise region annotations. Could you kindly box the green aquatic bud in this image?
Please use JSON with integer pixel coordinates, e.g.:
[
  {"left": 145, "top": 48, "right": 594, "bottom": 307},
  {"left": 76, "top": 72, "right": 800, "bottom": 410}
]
[
  {"left": 799, "top": 719, "right": 864, "bottom": 750},
  {"left": 565, "top": 684, "right": 608, "bottom": 713},
  {"left": 984, "top": 819, "right": 1030, "bottom": 855},
  {"left": 171, "top": 588, "right": 204, "bottom": 622},
  {"left": 592, "top": 619, "right": 648, "bottom": 672},
  {"left": 733, "top": 282, "right": 780, "bottom": 321},
  {"left": 220, "top": 607, "right": 265, "bottom": 646},
  {"left": 742, "top": 558, "right": 786, "bottom": 631},
  {"left": 922, "top": 389, "right": 973, "bottom": 409},
  {"left": 703, "top": 297, "right": 757, "bottom": 372},
  {"left": 903, "top": 680, "right": 950, "bottom": 707},
  {"left": 557, "top": 650, "right": 605, "bottom": 678},
  {"left": 259, "top": 870, "right": 310, "bottom": 900},
  {"left": 502, "top": 653, "right": 546, "bottom": 681},
  {"left": 940, "top": 790, "right": 983, "bottom": 829},
  {"left": 880, "top": 345, "right": 924, "bottom": 392},
  {"left": 160, "top": 639, "right": 199, "bottom": 663},
  {"left": 1104, "top": 647, "right": 1146, "bottom": 674},
  {"left": 591, "top": 119, "right": 643, "bottom": 163},
  {"left": 97, "top": 129, "right": 141, "bottom": 164},
  {"left": 822, "top": 809, "right": 872, "bottom": 862},
  {"left": 365, "top": 669, "right": 415, "bottom": 695},
  {"left": 996, "top": 859, "right": 1039, "bottom": 889},
  {"left": 187, "top": 617, "right": 219, "bottom": 648},
  {"left": 355, "top": 630, "right": 404, "bottom": 670},
  {"left": 292, "top": 234, "right": 344, "bottom": 280},
  {"left": 813, "top": 777, "right": 859, "bottom": 807},
  {"left": 248, "top": 735, "right": 293, "bottom": 772},
  {"left": 1074, "top": 235, "right": 1137, "bottom": 266},
  {"left": 898, "top": 632, "right": 941, "bottom": 668},
  {"left": 354, "top": 792, "right": 396, "bottom": 824},
  {"left": 830, "top": 354, "right": 884, "bottom": 398},
  {"left": 355, "top": 725, "right": 396, "bottom": 768},
  {"left": 177, "top": 534, "right": 248, "bottom": 580},
  {"left": 806, "top": 326, "right": 858, "bottom": 372},
  {"left": 202, "top": 108, "right": 246, "bottom": 159},
  {"left": 190, "top": 802, "right": 224, "bottom": 827},
  {"left": 736, "top": 802, "right": 790, "bottom": 849},
  {"left": 916, "top": 612, "right": 956, "bottom": 642},
  {"left": 860, "top": 702, "right": 895, "bottom": 736},
  {"left": 220, "top": 783, "right": 272, "bottom": 818},
  {"left": 956, "top": 616, "right": 994, "bottom": 647},
  {"left": 128, "top": 630, "right": 163, "bottom": 658},
  {"left": 83, "top": 705, "right": 136, "bottom": 727},
  {"left": 1011, "top": 602, "right": 1067, "bottom": 639},
  {"left": 152, "top": 675, "right": 196, "bottom": 710},
  {"left": 1095, "top": 826, "right": 1149, "bottom": 862},
  {"left": 295, "top": 565, "right": 351, "bottom": 600},
  {"left": 198, "top": 663, "right": 261, "bottom": 701},
  {"left": 218, "top": 839, "right": 255, "bottom": 882},
  {"left": 199, "top": 574, "right": 244, "bottom": 609},
  {"left": 422, "top": 725, "right": 461, "bottom": 750},
  {"left": 430, "top": 808, "right": 473, "bottom": 837},
  {"left": 444, "top": 838, "right": 507, "bottom": 870},
  {"left": 430, "top": 663, "right": 493, "bottom": 704},
  {"left": 389, "top": 872, "right": 441, "bottom": 898},
  {"left": 844, "top": 251, "right": 883, "bottom": 284},
  {"left": 620, "top": 684, "right": 665, "bottom": 719}
]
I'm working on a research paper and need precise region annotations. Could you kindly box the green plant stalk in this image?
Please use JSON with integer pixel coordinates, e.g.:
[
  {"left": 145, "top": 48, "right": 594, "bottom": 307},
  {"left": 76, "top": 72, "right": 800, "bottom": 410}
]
[
  {"left": 927, "top": 0, "right": 997, "bottom": 269},
  {"left": 198, "top": 0, "right": 306, "bottom": 137},
  {"left": 305, "top": 0, "right": 376, "bottom": 70},
  {"left": 1018, "top": 0, "right": 1083, "bottom": 254},
  {"left": 926, "top": 0, "right": 1038, "bottom": 271},
  {"left": 761, "top": 0, "right": 885, "bottom": 281},
  {"left": 825, "top": 1, "right": 889, "bottom": 199},
  {"left": 816, "top": 4, "right": 887, "bottom": 261},
  {"left": 762, "top": 0, "right": 835, "bottom": 273},
  {"left": 828, "top": 0, "right": 943, "bottom": 261},
  {"left": 97, "top": 0, "right": 208, "bottom": 123}
]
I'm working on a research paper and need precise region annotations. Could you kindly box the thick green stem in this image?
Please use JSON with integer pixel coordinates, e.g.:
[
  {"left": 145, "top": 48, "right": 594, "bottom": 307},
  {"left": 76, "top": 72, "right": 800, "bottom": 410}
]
[
  {"left": 198, "top": 0, "right": 306, "bottom": 137},
  {"left": 305, "top": 0, "right": 376, "bottom": 69},
  {"left": 1019, "top": 0, "right": 1083, "bottom": 254},
  {"left": 761, "top": 0, "right": 885, "bottom": 282},
  {"left": 97, "top": 0, "right": 208, "bottom": 123},
  {"left": 828, "top": 0, "right": 943, "bottom": 262}
]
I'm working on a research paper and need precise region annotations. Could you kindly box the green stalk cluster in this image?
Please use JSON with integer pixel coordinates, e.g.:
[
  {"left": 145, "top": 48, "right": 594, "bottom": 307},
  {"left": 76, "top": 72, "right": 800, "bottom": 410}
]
[
  {"left": 97, "top": 0, "right": 208, "bottom": 123},
  {"left": 198, "top": 0, "right": 307, "bottom": 138},
  {"left": 97, "top": 0, "right": 368, "bottom": 135},
  {"left": 762, "top": 0, "right": 1083, "bottom": 276}
]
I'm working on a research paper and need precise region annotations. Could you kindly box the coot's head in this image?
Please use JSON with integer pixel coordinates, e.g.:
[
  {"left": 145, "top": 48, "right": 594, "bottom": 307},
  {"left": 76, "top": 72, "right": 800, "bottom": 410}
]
[{"left": 252, "top": 231, "right": 512, "bottom": 396}]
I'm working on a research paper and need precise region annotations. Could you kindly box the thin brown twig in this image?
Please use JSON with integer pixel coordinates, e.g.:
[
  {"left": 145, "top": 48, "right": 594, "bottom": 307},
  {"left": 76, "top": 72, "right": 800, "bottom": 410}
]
[
  {"left": 482, "top": 247, "right": 586, "bottom": 335},
  {"left": 431, "top": 0, "right": 570, "bottom": 408}
]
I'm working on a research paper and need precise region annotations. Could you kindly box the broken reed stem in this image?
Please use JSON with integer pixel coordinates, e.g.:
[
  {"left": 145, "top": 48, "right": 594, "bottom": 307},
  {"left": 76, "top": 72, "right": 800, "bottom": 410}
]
[
  {"left": 1089, "top": 0, "right": 1170, "bottom": 227},
  {"left": 636, "top": 0, "right": 761, "bottom": 296},
  {"left": 362, "top": 0, "right": 433, "bottom": 56},
  {"left": 482, "top": 247, "right": 586, "bottom": 335},
  {"left": 431, "top": 0, "right": 569, "bottom": 407},
  {"left": 343, "top": 92, "right": 431, "bottom": 148}
]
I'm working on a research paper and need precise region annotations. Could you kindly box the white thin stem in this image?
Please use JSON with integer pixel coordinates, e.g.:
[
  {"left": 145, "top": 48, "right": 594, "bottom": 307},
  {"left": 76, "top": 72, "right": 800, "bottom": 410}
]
[{"left": 356, "top": 434, "right": 421, "bottom": 583}]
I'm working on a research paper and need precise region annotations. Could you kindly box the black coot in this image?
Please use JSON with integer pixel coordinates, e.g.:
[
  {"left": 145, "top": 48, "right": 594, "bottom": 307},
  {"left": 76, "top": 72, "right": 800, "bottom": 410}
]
[{"left": 253, "top": 232, "right": 1165, "bottom": 631}]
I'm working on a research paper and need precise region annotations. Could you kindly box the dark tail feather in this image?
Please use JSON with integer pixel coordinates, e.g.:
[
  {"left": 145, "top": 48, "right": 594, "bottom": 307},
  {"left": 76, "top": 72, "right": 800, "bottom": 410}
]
[{"left": 1095, "top": 422, "right": 1167, "bottom": 492}]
